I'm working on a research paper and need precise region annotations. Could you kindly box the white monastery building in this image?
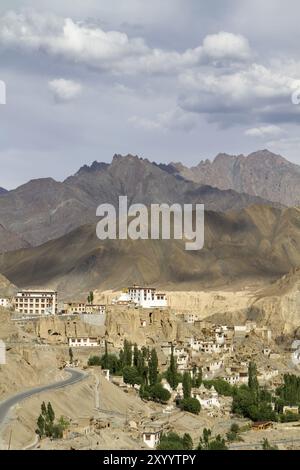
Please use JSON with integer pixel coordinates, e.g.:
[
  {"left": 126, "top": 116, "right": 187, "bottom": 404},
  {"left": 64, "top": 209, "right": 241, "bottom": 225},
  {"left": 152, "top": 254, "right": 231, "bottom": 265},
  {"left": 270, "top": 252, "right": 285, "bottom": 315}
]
[{"left": 127, "top": 285, "right": 167, "bottom": 308}]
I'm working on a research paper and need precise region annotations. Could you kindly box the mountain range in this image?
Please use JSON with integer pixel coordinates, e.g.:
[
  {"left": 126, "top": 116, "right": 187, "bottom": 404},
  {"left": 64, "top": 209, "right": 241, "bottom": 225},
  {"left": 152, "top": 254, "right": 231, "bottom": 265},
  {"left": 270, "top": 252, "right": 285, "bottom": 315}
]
[
  {"left": 0, "top": 153, "right": 274, "bottom": 250},
  {"left": 169, "top": 149, "right": 300, "bottom": 206},
  {"left": 1, "top": 149, "right": 300, "bottom": 298}
]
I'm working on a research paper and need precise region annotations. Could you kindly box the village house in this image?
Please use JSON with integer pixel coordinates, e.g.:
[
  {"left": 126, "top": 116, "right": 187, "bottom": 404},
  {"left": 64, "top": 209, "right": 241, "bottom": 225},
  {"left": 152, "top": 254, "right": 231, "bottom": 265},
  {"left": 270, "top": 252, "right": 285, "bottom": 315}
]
[
  {"left": 64, "top": 302, "right": 106, "bottom": 314},
  {"left": 85, "top": 304, "right": 106, "bottom": 314},
  {"left": 176, "top": 352, "right": 189, "bottom": 371},
  {"left": 127, "top": 285, "right": 167, "bottom": 309},
  {"left": 68, "top": 336, "right": 99, "bottom": 347},
  {"left": 0, "top": 297, "right": 12, "bottom": 309},
  {"left": 184, "top": 313, "right": 197, "bottom": 324},
  {"left": 161, "top": 341, "right": 173, "bottom": 356},
  {"left": 142, "top": 425, "right": 162, "bottom": 449},
  {"left": 13, "top": 289, "right": 57, "bottom": 315},
  {"left": 199, "top": 340, "right": 223, "bottom": 354},
  {"left": 223, "top": 374, "right": 240, "bottom": 385}
]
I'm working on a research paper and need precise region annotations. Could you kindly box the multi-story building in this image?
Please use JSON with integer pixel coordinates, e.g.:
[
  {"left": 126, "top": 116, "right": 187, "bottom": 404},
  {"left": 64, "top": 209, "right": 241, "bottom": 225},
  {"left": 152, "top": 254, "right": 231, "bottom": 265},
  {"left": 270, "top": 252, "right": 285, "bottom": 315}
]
[
  {"left": 13, "top": 290, "right": 57, "bottom": 315},
  {"left": 127, "top": 285, "right": 167, "bottom": 309}
]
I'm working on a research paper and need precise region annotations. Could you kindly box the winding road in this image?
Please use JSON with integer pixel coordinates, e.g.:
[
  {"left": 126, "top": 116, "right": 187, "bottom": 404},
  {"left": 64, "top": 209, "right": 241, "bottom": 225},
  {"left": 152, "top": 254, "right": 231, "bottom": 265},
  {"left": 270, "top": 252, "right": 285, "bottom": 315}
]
[{"left": 0, "top": 368, "right": 87, "bottom": 426}]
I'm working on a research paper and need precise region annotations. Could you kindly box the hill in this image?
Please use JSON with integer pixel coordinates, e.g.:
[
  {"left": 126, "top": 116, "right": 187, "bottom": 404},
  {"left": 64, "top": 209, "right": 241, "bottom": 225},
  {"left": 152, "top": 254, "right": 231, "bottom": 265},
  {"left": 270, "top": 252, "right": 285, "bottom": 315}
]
[{"left": 0, "top": 205, "right": 299, "bottom": 298}]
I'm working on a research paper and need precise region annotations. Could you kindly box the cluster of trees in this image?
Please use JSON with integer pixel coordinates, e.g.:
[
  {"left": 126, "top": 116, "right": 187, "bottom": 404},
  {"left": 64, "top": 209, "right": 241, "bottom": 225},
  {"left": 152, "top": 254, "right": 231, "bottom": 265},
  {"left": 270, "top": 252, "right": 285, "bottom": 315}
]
[
  {"left": 36, "top": 402, "right": 69, "bottom": 439},
  {"left": 158, "top": 428, "right": 229, "bottom": 450},
  {"left": 88, "top": 340, "right": 171, "bottom": 403},
  {"left": 157, "top": 432, "right": 193, "bottom": 450},
  {"left": 276, "top": 374, "right": 300, "bottom": 406},
  {"left": 231, "top": 362, "right": 277, "bottom": 422},
  {"left": 197, "top": 428, "right": 228, "bottom": 450}
]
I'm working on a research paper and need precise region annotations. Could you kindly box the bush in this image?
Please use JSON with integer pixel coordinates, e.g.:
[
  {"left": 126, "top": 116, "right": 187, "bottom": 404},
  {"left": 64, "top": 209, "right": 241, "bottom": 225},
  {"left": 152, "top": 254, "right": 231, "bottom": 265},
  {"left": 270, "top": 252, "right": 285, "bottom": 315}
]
[
  {"left": 226, "top": 422, "right": 243, "bottom": 442},
  {"left": 262, "top": 438, "right": 278, "bottom": 450},
  {"left": 88, "top": 355, "right": 102, "bottom": 366},
  {"left": 157, "top": 432, "right": 193, "bottom": 450},
  {"left": 150, "top": 383, "right": 171, "bottom": 403},
  {"left": 139, "top": 383, "right": 171, "bottom": 403},
  {"left": 279, "top": 412, "right": 300, "bottom": 423},
  {"left": 203, "top": 379, "right": 235, "bottom": 397},
  {"left": 179, "top": 397, "right": 201, "bottom": 415}
]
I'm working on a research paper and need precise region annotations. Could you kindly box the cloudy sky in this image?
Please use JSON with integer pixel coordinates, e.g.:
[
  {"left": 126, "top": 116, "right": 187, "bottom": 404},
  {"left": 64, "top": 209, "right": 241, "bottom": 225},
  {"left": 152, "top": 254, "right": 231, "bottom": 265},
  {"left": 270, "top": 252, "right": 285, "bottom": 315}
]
[{"left": 1, "top": 0, "right": 300, "bottom": 189}]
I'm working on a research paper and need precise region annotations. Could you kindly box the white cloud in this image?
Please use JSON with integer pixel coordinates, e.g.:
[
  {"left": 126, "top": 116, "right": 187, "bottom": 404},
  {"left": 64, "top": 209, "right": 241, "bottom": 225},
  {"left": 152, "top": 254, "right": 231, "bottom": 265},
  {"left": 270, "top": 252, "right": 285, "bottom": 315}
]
[
  {"left": 0, "top": 11, "right": 251, "bottom": 75},
  {"left": 179, "top": 62, "right": 300, "bottom": 126},
  {"left": 129, "top": 107, "right": 199, "bottom": 132},
  {"left": 48, "top": 78, "right": 82, "bottom": 102},
  {"left": 245, "top": 125, "right": 283, "bottom": 138},
  {"left": 202, "top": 31, "right": 251, "bottom": 62}
]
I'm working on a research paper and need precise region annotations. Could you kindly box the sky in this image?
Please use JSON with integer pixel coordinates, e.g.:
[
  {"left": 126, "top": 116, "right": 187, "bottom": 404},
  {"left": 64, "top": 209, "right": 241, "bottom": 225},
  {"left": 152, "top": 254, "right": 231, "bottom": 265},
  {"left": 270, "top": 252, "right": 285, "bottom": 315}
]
[{"left": 1, "top": 0, "right": 300, "bottom": 189}]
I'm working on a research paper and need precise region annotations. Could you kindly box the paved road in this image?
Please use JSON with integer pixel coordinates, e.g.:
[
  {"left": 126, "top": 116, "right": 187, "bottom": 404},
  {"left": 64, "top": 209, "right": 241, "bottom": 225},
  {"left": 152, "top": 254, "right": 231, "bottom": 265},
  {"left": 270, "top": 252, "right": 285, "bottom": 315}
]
[{"left": 0, "top": 368, "right": 87, "bottom": 425}]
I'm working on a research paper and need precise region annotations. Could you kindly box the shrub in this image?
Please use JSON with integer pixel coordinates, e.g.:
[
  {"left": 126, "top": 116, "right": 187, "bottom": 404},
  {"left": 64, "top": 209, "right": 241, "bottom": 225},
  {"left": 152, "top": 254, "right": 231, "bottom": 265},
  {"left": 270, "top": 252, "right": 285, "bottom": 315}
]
[{"left": 179, "top": 397, "right": 201, "bottom": 415}]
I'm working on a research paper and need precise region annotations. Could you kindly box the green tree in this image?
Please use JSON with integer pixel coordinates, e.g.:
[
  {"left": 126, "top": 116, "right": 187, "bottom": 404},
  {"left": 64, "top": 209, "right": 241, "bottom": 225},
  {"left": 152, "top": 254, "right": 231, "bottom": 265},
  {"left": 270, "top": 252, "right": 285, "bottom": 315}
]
[
  {"left": 179, "top": 397, "right": 201, "bottom": 415},
  {"left": 248, "top": 362, "right": 259, "bottom": 395},
  {"left": 123, "top": 339, "right": 133, "bottom": 367},
  {"left": 123, "top": 366, "right": 141, "bottom": 386},
  {"left": 68, "top": 347, "right": 73, "bottom": 364},
  {"left": 148, "top": 348, "right": 158, "bottom": 386},
  {"left": 87, "top": 291, "right": 94, "bottom": 304},
  {"left": 166, "top": 344, "right": 178, "bottom": 390},
  {"left": 36, "top": 414, "right": 45, "bottom": 438},
  {"left": 47, "top": 402, "right": 55, "bottom": 425},
  {"left": 182, "top": 433, "right": 193, "bottom": 450},
  {"left": 41, "top": 401, "right": 47, "bottom": 417},
  {"left": 100, "top": 353, "right": 121, "bottom": 375},
  {"left": 136, "top": 350, "right": 148, "bottom": 384},
  {"left": 183, "top": 372, "right": 192, "bottom": 399},
  {"left": 133, "top": 344, "right": 139, "bottom": 368}
]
